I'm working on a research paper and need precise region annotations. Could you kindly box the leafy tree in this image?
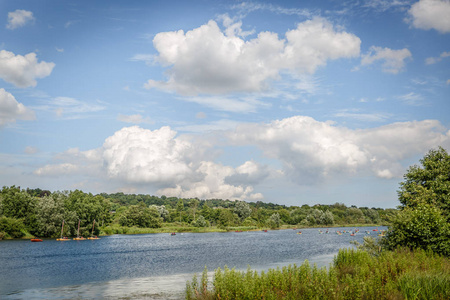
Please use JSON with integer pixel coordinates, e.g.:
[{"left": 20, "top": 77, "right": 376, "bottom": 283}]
[
  {"left": 65, "top": 190, "right": 111, "bottom": 235},
  {"left": 398, "top": 146, "right": 450, "bottom": 216},
  {"left": 382, "top": 203, "right": 450, "bottom": 257},
  {"left": 34, "top": 193, "right": 77, "bottom": 237},
  {"left": 150, "top": 205, "right": 170, "bottom": 221},
  {"left": 176, "top": 199, "right": 184, "bottom": 222},
  {"left": 267, "top": 213, "right": 281, "bottom": 229},
  {"left": 189, "top": 198, "right": 200, "bottom": 221},
  {"left": 192, "top": 215, "right": 208, "bottom": 227},
  {"left": 0, "top": 216, "right": 26, "bottom": 238},
  {"left": 234, "top": 201, "right": 252, "bottom": 221},
  {"left": 119, "top": 203, "right": 162, "bottom": 228},
  {"left": 0, "top": 186, "right": 37, "bottom": 230},
  {"left": 383, "top": 147, "right": 450, "bottom": 257}
]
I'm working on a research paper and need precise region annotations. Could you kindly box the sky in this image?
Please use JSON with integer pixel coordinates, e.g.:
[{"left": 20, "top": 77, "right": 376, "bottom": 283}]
[{"left": 0, "top": 0, "right": 449, "bottom": 208}]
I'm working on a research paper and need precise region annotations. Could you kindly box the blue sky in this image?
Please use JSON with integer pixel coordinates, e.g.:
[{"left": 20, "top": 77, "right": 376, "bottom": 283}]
[{"left": 1, "top": 0, "right": 449, "bottom": 208}]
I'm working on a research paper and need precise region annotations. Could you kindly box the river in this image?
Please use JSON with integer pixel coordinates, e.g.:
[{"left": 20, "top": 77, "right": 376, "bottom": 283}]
[{"left": 0, "top": 226, "right": 385, "bottom": 299}]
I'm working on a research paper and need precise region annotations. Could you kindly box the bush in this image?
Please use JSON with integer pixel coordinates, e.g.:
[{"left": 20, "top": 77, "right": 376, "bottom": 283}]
[
  {"left": 0, "top": 216, "right": 26, "bottom": 238},
  {"left": 382, "top": 204, "right": 450, "bottom": 257}
]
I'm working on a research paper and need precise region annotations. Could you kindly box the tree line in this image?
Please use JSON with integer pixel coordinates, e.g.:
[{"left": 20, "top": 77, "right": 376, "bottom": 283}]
[{"left": 0, "top": 184, "right": 395, "bottom": 239}]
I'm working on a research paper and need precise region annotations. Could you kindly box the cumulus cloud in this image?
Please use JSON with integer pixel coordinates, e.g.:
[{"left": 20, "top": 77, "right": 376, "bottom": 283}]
[
  {"left": 228, "top": 116, "right": 450, "bottom": 182},
  {"left": 407, "top": 0, "right": 450, "bottom": 33},
  {"left": 6, "top": 9, "right": 34, "bottom": 30},
  {"left": 0, "top": 88, "right": 35, "bottom": 127},
  {"left": 360, "top": 46, "right": 412, "bottom": 74},
  {"left": 34, "top": 126, "right": 265, "bottom": 200},
  {"left": 0, "top": 50, "right": 55, "bottom": 88},
  {"left": 146, "top": 17, "right": 360, "bottom": 95}
]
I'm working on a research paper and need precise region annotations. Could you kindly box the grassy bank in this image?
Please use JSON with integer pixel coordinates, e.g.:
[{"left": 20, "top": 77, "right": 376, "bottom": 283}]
[
  {"left": 98, "top": 223, "right": 385, "bottom": 236},
  {"left": 186, "top": 247, "right": 450, "bottom": 300}
]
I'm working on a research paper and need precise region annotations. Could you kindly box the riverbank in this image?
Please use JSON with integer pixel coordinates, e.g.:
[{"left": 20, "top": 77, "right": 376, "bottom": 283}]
[{"left": 1, "top": 223, "right": 387, "bottom": 240}]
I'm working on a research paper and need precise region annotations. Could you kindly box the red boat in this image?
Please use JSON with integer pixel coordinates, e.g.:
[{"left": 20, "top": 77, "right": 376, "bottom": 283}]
[{"left": 31, "top": 238, "right": 43, "bottom": 242}]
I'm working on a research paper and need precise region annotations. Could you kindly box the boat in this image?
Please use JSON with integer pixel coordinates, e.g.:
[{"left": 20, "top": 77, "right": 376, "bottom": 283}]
[
  {"left": 171, "top": 232, "right": 176, "bottom": 236},
  {"left": 31, "top": 238, "right": 43, "bottom": 242},
  {"left": 56, "top": 220, "right": 70, "bottom": 241},
  {"left": 73, "top": 219, "right": 86, "bottom": 240},
  {"left": 297, "top": 231, "right": 302, "bottom": 234},
  {"left": 87, "top": 219, "right": 100, "bottom": 240}
]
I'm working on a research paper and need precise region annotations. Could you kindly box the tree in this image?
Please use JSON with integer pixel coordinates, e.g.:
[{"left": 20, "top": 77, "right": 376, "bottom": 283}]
[
  {"left": 382, "top": 203, "right": 450, "bottom": 257},
  {"left": 176, "top": 199, "right": 184, "bottom": 222},
  {"left": 34, "top": 193, "right": 77, "bottom": 237},
  {"left": 192, "top": 215, "right": 208, "bottom": 227},
  {"left": 267, "top": 213, "right": 281, "bottom": 229},
  {"left": 0, "top": 186, "right": 37, "bottom": 230},
  {"left": 119, "top": 203, "right": 162, "bottom": 228},
  {"left": 234, "top": 201, "right": 251, "bottom": 221},
  {"left": 189, "top": 199, "right": 199, "bottom": 221},
  {"left": 398, "top": 146, "right": 450, "bottom": 216},
  {"left": 383, "top": 147, "right": 450, "bottom": 257}
]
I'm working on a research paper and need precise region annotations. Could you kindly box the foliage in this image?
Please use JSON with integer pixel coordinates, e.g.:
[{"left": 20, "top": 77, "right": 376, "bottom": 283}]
[
  {"left": 398, "top": 146, "right": 450, "bottom": 216},
  {"left": 383, "top": 147, "right": 450, "bottom": 257},
  {"left": 267, "top": 212, "right": 281, "bottom": 229},
  {"left": 0, "top": 216, "right": 26, "bottom": 238},
  {"left": 192, "top": 215, "right": 208, "bottom": 227},
  {"left": 234, "top": 201, "right": 252, "bottom": 221},
  {"left": 382, "top": 203, "right": 450, "bottom": 257},
  {"left": 0, "top": 186, "right": 37, "bottom": 231},
  {"left": 119, "top": 203, "right": 162, "bottom": 228},
  {"left": 186, "top": 247, "right": 450, "bottom": 300}
]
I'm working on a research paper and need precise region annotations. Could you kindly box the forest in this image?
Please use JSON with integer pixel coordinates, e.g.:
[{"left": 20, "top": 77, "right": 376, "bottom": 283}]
[{"left": 1, "top": 185, "right": 395, "bottom": 239}]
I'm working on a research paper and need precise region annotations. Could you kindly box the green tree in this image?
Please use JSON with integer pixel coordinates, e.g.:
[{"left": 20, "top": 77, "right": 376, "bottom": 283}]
[
  {"left": 0, "top": 186, "right": 37, "bottom": 231},
  {"left": 189, "top": 198, "right": 200, "bottom": 221},
  {"left": 0, "top": 216, "right": 26, "bottom": 238},
  {"left": 176, "top": 199, "right": 184, "bottom": 222},
  {"left": 267, "top": 213, "right": 281, "bottom": 229},
  {"left": 34, "top": 193, "right": 77, "bottom": 237},
  {"left": 234, "top": 201, "right": 252, "bottom": 222},
  {"left": 192, "top": 215, "right": 208, "bottom": 227},
  {"left": 119, "top": 203, "right": 162, "bottom": 228},
  {"left": 382, "top": 203, "right": 450, "bottom": 256},
  {"left": 398, "top": 146, "right": 450, "bottom": 216},
  {"left": 383, "top": 147, "right": 450, "bottom": 257}
]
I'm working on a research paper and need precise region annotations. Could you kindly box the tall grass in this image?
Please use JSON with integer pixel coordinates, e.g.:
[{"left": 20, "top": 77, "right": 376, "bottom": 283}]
[{"left": 186, "top": 247, "right": 450, "bottom": 299}]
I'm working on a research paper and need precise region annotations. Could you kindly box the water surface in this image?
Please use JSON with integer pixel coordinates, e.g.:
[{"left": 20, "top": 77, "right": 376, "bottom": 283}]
[{"left": 0, "top": 226, "right": 385, "bottom": 299}]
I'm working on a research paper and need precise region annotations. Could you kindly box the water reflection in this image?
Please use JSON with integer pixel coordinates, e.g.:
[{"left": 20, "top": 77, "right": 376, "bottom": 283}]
[{"left": 1, "top": 227, "right": 385, "bottom": 299}]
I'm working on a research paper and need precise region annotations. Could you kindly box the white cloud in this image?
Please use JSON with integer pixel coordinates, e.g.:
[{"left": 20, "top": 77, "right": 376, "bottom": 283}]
[
  {"left": 334, "top": 110, "right": 390, "bottom": 122},
  {"left": 360, "top": 46, "right": 412, "bottom": 74},
  {"left": 407, "top": 0, "right": 450, "bottom": 33},
  {"left": 129, "top": 54, "right": 154, "bottom": 66},
  {"left": 24, "top": 146, "right": 39, "bottom": 154},
  {"left": 228, "top": 116, "right": 450, "bottom": 182},
  {"left": 37, "top": 97, "right": 106, "bottom": 119},
  {"left": 34, "top": 163, "right": 79, "bottom": 176},
  {"left": 0, "top": 50, "right": 55, "bottom": 88},
  {"left": 0, "top": 88, "right": 35, "bottom": 127},
  {"left": 147, "top": 17, "right": 360, "bottom": 96},
  {"left": 6, "top": 9, "right": 34, "bottom": 30},
  {"left": 35, "top": 126, "right": 265, "bottom": 200},
  {"left": 397, "top": 92, "right": 425, "bottom": 106},
  {"left": 117, "top": 114, "right": 153, "bottom": 124},
  {"left": 425, "top": 51, "right": 450, "bottom": 64}
]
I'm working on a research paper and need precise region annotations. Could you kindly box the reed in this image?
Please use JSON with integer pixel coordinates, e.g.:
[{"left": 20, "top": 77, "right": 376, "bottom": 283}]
[{"left": 186, "top": 247, "right": 450, "bottom": 299}]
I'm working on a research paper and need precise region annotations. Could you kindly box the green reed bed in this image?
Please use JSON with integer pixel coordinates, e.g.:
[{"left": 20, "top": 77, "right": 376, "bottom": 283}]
[{"left": 186, "top": 248, "right": 450, "bottom": 300}]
